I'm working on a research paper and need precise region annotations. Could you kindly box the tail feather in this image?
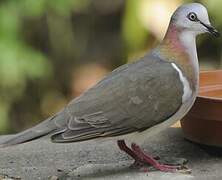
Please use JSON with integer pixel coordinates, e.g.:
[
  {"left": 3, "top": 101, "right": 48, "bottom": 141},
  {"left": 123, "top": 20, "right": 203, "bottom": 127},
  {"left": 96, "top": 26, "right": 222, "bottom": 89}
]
[
  {"left": 0, "top": 128, "right": 52, "bottom": 148},
  {"left": 0, "top": 111, "right": 66, "bottom": 148}
]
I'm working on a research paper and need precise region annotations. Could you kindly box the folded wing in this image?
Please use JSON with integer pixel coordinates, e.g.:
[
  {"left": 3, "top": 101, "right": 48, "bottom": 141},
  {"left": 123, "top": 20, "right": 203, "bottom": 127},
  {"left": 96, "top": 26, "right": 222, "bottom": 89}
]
[{"left": 51, "top": 54, "right": 184, "bottom": 143}]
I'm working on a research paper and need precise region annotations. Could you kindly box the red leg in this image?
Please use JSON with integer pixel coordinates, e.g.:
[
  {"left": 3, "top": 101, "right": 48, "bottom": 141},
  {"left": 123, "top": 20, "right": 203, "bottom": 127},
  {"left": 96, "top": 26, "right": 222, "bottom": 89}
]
[
  {"left": 131, "top": 143, "right": 180, "bottom": 172},
  {"left": 117, "top": 140, "right": 148, "bottom": 170},
  {"left": 117, "top": 140, "right": 140, "bottom": 161}
]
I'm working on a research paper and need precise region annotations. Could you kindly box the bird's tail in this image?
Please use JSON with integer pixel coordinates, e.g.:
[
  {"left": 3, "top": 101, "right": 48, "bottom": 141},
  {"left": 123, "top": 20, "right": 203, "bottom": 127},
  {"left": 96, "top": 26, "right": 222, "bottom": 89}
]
[{"left": 0, "top": 110, "right": 66, "bottom": 148}]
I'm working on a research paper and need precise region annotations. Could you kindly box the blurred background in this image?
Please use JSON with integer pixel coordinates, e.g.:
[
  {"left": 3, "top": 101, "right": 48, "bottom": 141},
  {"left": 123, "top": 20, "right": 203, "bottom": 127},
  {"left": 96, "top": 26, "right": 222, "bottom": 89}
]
[{"left": 0, "top": 0, "right": 221, "bottom": 133}]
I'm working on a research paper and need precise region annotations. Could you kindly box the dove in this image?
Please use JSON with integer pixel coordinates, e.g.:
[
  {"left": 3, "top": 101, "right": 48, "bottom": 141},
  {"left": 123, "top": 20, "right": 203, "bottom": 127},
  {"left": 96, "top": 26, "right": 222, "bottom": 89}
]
[{"left": 0, "top": 3, "right": 219, "bottom": 172}]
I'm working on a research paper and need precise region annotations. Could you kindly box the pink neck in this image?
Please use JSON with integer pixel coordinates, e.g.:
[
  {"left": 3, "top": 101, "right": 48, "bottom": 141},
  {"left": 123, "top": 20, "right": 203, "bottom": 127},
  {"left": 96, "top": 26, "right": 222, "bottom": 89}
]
[
  {"left": 161, "top": 24, "right": 185, "bottom": 53},
  {"left": 157, "top": 24, "right": 198, "bottom": 91}
]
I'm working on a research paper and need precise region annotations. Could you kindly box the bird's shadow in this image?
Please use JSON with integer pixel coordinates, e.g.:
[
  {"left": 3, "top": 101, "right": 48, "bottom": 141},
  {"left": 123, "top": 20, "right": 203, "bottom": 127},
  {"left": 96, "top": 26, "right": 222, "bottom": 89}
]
[
  {"left": 58, "top": 158, "right": 189, "bottom": 179},
  {"left": 58, "top": 161, "right": 146, "bottom": 179}
]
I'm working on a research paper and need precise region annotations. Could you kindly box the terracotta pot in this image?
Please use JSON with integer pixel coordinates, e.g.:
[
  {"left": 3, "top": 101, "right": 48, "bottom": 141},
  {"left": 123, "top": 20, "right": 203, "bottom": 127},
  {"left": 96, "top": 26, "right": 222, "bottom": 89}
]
[{"left": 181, "top": 70, "right": 222, "bottom": 147}]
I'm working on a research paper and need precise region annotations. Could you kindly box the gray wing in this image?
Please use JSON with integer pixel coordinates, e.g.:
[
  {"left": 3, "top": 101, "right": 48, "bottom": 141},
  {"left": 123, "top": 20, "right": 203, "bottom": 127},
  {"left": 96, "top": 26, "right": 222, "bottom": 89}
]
[{"left": 51, "top": 54, "right": 183, "bottom": 142}]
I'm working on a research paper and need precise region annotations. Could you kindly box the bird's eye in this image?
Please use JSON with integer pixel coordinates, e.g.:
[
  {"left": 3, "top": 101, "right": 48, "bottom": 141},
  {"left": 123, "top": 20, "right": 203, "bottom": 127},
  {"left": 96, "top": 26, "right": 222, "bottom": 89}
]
[{"left": 187, "top": 12, "right": 197, "bottom": 21}]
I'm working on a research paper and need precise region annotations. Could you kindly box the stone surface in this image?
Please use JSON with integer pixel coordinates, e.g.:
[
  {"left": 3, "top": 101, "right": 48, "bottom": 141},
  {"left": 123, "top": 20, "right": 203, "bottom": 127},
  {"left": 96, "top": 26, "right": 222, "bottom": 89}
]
[{"left": 0, "top": 127, "right": 222, "bottom": 180}]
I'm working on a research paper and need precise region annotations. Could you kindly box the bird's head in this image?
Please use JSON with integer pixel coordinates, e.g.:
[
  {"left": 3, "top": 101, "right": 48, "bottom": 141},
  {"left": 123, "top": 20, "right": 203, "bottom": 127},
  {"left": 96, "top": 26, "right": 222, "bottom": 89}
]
[{"left": 171, "top": 3, "right": 220, "bottom": 37}]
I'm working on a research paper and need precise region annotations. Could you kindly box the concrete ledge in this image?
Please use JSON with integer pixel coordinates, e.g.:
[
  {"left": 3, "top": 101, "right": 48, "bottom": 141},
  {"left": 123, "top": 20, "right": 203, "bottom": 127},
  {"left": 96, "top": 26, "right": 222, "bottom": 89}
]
[{"left": 0, "top": 128, "right": 221, "bottom": 179}]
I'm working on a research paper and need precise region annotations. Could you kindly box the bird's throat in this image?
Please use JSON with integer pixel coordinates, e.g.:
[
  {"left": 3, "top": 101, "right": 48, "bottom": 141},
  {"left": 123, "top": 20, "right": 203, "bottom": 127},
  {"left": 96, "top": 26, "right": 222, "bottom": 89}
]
[{"left": 160, "top": 24, "right": 197, "bottom": 62}]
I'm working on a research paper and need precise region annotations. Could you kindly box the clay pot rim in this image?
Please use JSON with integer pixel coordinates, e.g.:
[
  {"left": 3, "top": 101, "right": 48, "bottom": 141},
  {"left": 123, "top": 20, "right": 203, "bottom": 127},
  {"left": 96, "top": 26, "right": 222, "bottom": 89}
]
[
  {"left": 198, "top": 69, "right": 222, "bottom": 101},
  {"left": 200, "top": 69, "right": 222, "bottom": 73},
  {"left": 197, "top": 95, "right": 222, "bottom": 101}
]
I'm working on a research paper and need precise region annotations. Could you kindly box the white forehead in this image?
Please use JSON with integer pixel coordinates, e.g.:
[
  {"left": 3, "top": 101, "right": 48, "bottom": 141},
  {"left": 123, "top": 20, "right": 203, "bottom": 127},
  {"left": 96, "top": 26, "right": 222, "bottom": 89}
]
[{"left": 172, "top": 3, "right": 210, "bottom": 23}]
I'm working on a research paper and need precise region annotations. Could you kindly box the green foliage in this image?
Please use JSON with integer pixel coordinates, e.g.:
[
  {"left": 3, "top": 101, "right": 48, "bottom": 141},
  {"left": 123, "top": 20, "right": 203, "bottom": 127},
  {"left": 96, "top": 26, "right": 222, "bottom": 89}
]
[
  {"left": 0, "top": 0, "right": 90, "bottom": 132},
  {"left": 203, "top": 0, "right": 222, "bottom": 26},
  {"left": 122, "top": 0, "right": 149, "bottom": 52},
  {"left": 19, "top": 0, "right": 89, "bottom": 17}
]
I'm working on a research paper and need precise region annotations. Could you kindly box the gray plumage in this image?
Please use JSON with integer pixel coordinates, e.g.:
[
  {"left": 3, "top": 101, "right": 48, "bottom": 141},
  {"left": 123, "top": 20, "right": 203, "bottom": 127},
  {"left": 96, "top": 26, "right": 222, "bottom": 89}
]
[{"left": 0, "top": 53, "right": 183, "bottom": 147}]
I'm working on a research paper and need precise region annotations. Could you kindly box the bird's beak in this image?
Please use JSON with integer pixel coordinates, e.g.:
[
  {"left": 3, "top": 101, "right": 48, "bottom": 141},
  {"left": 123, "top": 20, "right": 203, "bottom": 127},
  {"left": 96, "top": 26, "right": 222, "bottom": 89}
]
[{"left": 200, "top": 21, "right": 220, "bottom": 37}]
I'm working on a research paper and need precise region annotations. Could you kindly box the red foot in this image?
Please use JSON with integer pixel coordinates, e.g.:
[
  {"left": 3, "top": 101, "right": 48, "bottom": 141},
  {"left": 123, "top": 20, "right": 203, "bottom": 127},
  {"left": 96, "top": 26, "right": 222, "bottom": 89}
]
[
  {"left": 117, "top": 140, "right": 181, "bottom": 172},
  {"left": 131, "top": 143, "right": 180, "bottom": 172}
]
